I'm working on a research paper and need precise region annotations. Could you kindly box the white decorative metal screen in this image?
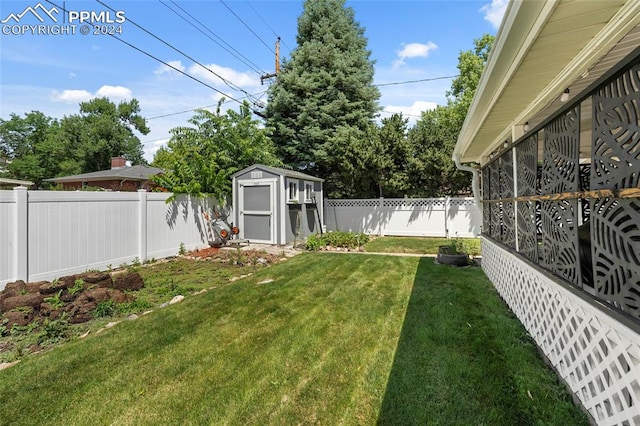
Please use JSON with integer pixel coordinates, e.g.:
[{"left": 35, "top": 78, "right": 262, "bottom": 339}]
[{"left": 482, "top": 239, "right": 640, "bottom": 425}]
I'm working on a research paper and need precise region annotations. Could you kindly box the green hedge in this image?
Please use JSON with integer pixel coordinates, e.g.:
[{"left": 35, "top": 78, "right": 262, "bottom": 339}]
[{"left": 306, "top": 231, "right": 370, "bottom": 251}]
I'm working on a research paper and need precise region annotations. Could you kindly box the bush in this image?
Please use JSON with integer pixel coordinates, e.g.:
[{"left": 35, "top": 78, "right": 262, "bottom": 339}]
[
  {"left": 93, "top": 300, "right": 117, "bottom": 318},
  {"left": 306, "top": 231, "right": 369, "bottom": 250}
]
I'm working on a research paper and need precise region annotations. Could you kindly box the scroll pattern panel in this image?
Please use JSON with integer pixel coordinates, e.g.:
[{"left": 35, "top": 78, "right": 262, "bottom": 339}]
[
  {"left": 489, "top": 161, "right": 501, "bottom": 239},
  {"left": 482, "top": 167, "right": 491, "bottom": 236},
  {"left": 500, "top": 150, "right": 516, "bottom": 249},
  {"left": 592, "top": 63, "right": 640, "bottom": 190},
  {"left": 516, "top": 135, "right": 538, "bottom": 261},
  {"left": 591, "top": 63, "right": 640, "bottom": 320},
  {"left": 541, "top": 106, "right": 581, "bottom": 286}
]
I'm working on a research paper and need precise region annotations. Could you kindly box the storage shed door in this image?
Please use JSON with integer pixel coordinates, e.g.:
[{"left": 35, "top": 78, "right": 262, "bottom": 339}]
[{"left": 239, "top": 180, "right": 276, "bottom": 244}]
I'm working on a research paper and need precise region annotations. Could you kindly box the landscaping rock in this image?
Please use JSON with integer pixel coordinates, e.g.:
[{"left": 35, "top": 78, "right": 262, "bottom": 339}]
[
  {"left": 39, "top": 278, "right": 71, "bottom": 295},
  {"left": 26, "top": 281, "right": 47, "bottom": 294},
  {"left": 169, "top": 295, "right": 184, "bottom": 305},
  {"left": 4, "top": 280, "right": 27, "bottom": 293},
  {"left": 77, "top": 287, "right": 110, "bottom": 304},
  {"left": 27, "top": 344, "right": 42, "bottom": 354},
  {"left": 65, "top": 300, "right": 96, "bottom": 324},
  {"left": 2, "top": 308, "right": 34, "bottom": 328},
  {"left": 125, "top": 314, "right": 139, "bottom": 321},
  {"left": 39, "top": 303, "right": 63, "bottom": 319},
  {"left": 0, "top": 360, "right": 20, "bottom": 371},
  {"left": 109, "top": 289, "right": 129, "bottom": 304},
  {"left": 111, "top": 272, "right": 144, "bottom": 291},
  {"left": 79, "top": 272, "right": 112, "bottom": 285},
  {"left": 1, "top": 293, "right": 45, "bottom": 312}
]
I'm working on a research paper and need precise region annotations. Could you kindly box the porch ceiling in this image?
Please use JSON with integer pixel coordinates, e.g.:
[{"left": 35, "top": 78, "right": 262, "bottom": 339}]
[{"left": 454, "top": 0, "right": 640, "bottom": 166}]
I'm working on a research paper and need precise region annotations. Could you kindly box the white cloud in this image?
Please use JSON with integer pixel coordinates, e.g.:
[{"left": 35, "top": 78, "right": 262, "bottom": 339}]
[
  {"left": 95, "top": 85, "right": 132, "bottom": 100},
  {"left": 51, "top": 89, "right": 92, "bottom": 103},
  {"left": 154, "top": 60, "right": 186, "bottom": 76},
  {"left": 51, "top": 85, "right": 132, "bottom": 103},
  {"left": 143, "top": 137, "right": 170, "bottom": 163},
  {"left": 393, "top": 42, "right": 438, "bottom": 68},
  {"left": 69, "top": 72, "right": 76, "bottom": 78},
  {"left": 384, "top": 101, "right": 439, "bottom": 123},
  {"left": 398, "top": 42, "right": 438, "bottom": 60},
  {"left": 189, "top": 63, "right": 260, "bottom": 89},
  {"left": 480, "top": 0, "right": 508, "bottom": 30}
]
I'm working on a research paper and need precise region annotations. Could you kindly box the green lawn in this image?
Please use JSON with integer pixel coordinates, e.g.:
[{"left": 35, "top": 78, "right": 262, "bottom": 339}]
[
  {"left": 365, "top": 236, "right": 482, "bottom": 256},
  {"left": 0, "top": 254, "right": 586, "bottom": 425}
]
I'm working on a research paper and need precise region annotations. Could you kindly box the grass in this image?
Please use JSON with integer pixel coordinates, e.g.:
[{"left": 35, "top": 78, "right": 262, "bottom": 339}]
[
  {"left": 365, "top": 236, "right": 482, "bottom": 256},
  {"left": 0, "top": 251, "right": 283, "bottom": 364},
  {"left": 0, "top": 254, "right": 586, "bottom": 425}
]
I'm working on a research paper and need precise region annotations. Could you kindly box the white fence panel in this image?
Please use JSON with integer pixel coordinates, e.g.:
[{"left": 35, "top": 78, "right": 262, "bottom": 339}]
[
  {"left": 0, "top": 192, "right": 16, "bottom": 284},
  {"left": 146, "top": 194, "right": 219, "bottom": 259},
  {"left": 0, "top": 189, "right": 220, "bottom": 289},
  {"left": 27, "top": 191, "right": 140, "bottom": 282},
  {"left": 325, "top": 197, "right": 481, "bottom": 238}
]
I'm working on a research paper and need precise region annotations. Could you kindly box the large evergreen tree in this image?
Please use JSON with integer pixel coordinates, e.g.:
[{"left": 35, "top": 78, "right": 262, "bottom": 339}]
[{"left": 265, "top": 0, "right": 380, "bottom": 196}]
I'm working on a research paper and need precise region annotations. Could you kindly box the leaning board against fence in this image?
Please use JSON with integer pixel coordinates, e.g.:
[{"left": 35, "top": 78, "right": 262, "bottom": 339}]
[{"left": 325, "top": 197, "right": 481, "bottom": 238}]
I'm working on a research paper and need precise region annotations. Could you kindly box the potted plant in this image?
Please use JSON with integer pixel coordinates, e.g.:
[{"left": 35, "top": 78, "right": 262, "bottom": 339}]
[{"left": 437, "top": 238, "right": 472, "bottom": 266}]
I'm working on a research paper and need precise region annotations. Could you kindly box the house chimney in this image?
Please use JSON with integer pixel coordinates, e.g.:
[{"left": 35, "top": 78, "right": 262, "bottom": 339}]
[{"left": 111, "top": 157, "right": 127, "bottom": 169}]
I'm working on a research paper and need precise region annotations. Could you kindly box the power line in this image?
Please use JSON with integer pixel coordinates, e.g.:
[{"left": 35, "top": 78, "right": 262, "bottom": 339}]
[
  {"left": 96, "top": 0, "right": 256, "bottom": 97},
  {"left": 375, "top": 75, "right": 458, "bottom": 87},
  {"left": 104, "top": 35, "right": 245, "bottom": 105},
  {"left": 244, "top": 0, "right": 292, "bottom": 53},
  {"left": 147, "top": 91, "right": 268, "bottom": 120},
  {"left": 160, "top": 0, "right": 266, "bottom": 76},
  {"left": 220, "top": 0, "right": 276, "bottom": 55}
]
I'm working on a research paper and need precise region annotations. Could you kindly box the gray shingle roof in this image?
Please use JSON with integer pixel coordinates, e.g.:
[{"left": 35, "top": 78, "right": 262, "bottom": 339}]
[
  {"left": 46, "top": 165, "right": 163, "bottom": 182},
  {"left": 232, "top": 164, "right": 324, "bottom": 182}
]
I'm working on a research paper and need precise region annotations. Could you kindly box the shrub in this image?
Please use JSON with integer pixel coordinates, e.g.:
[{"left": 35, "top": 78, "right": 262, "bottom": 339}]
[
  {"left": 68, "top": 279, "right": 85, "bottom": 296},
  {"left": 93, "top": 300, "right": 117, "bottom": 318},
  {"left": 305, "top": 231, "right": 369, "bottom": 250},
  {"left": 39, "top": 312, "right": 70, "bottom": 345},
  {"left": 44, "top": 290, "right": 64, "bottom": 309}
]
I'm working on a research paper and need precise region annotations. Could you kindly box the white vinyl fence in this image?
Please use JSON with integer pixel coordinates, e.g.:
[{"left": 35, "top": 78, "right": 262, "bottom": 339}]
[
  {"left": 0, "top": 188, "right": 220, "bottom": 288},
  {"left": 325, "top": 197, "right": 482, "bottom": 238}
]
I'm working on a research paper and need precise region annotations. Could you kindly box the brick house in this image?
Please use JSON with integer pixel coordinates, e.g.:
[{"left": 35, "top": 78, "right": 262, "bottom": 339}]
[{"left": 46, "top": 157, "right": 163, "bottom": 191}]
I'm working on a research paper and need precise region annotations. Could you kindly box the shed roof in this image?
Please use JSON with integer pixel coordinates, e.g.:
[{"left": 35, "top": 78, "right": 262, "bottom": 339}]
[
  {"left": 232, "top": 164, "right": 324, "bottom": 182},
  {"left": 46, "top": 165, "right": 163, "bottom": 183},
  {"left": 454, "top": 0, "right": 640, "bottom": 165},
  {"left": 0, "top": 178, "right": 34, "bottom": 187}
]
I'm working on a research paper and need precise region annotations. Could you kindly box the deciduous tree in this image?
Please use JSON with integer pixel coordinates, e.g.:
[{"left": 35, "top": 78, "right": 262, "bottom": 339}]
[{"left": 153, "top": 100, "right": 281, "bottom": 201}]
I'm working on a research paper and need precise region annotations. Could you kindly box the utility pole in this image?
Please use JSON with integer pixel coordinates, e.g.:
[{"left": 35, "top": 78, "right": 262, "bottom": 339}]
[{"left": 260, "top": 37, "right": 280, "bottom": 84}]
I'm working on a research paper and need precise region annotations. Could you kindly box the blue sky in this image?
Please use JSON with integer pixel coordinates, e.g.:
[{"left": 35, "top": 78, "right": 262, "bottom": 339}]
[{"left": 0, "top": 0, "right": 506, "bottom": 162}]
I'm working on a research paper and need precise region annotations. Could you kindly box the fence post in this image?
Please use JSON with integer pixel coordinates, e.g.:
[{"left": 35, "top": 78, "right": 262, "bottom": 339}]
[
  {"left": 444, "top": 196, "right": 450, "bottom": 238},
  {"left": 13, "top": 186, "right": 28, "bottom": 282},
  {"left": 138, "top": 189, "right": 148, "bottom": 263},
  {"left": 379, "top": 197, "right": 385, "bottom": 236}
]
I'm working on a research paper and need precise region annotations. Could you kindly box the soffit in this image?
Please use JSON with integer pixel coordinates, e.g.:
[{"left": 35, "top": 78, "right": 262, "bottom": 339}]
[{"left": 455, "top": 0, "right": 640, "bottom": 165}]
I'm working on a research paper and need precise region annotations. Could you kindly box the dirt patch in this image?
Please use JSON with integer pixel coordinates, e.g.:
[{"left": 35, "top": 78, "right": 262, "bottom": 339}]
[
  {"left": 185, "top": 248, "right": 285, "bottom": 266},
  {"left": 0, "top": 271, "right": 145, "bottom": 329},
  {"left": 187, "top": 246, "right": 220, "bottom": 259}
]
